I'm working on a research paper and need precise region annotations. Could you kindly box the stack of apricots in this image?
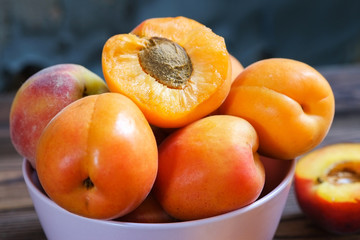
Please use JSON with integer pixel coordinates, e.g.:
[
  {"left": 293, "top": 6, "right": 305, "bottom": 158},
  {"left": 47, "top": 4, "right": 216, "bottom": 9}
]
[{"left": 10, "top": 16, "right": 335, "bottom": 223}]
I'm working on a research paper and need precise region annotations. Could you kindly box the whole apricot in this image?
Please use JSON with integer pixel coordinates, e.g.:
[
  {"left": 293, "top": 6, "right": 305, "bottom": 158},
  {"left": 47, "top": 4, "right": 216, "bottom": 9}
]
[
  {"left": 9, "top": 64, "right": 108, "bottom": 168},
  {"left": 36, "top": 93, "right": 158, "bottom": 220},
  {"left": 154, "top": 115, "right": 265, "bottom": 221},
  {"left": 219, "top": 58, "right": 335, "bottom": 160},
  {"left": 117, "top": 192, "right": 174, "bottom": 223},
  {"left": 229, "top": 54, "right": 244, "bottom": 84}
]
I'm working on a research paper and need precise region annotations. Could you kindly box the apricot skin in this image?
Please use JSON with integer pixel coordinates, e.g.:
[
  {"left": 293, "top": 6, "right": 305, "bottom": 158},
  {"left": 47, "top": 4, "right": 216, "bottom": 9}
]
[
  {"left": 219, "top": 58, "right": 335, "bottom": 160},
  {"left": 117, "top": 192, "right": 174, "bottom": 223},
  {"left": 154, "top": 115, "right": 265, "bottom": 221},
  {"left": 295, "top": 177, "right": 360, "bottom": 234},
  {"left": 229, "top": 54, "right": 244, "bottom": 84},
  {"left": 9, "top": 64, "right": 108, "bottom": 169},
  {"left": 36, "top": 93, "right": 158, "bottom": 220}
]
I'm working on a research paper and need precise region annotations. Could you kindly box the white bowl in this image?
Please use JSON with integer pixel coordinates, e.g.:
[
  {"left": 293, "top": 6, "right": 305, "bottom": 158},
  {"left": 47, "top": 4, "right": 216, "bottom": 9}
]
[{"left": 23, "top": 156, "right": 295, "bottom": 240}]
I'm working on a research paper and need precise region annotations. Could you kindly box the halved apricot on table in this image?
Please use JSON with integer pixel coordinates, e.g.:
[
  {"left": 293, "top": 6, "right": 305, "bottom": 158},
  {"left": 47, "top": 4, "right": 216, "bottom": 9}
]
[
  {"left": 295, "top": 143, "right": 360, "bottom": 234},
  {"left": 102, "top": 16, "right": 231, "bottom": 128}
]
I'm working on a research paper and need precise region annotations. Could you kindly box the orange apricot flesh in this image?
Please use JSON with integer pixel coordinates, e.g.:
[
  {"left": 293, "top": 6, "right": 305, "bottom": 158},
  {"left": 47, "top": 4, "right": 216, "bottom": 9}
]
[{"left": 102, "top": 16, "right": 231, "bottom": 128}]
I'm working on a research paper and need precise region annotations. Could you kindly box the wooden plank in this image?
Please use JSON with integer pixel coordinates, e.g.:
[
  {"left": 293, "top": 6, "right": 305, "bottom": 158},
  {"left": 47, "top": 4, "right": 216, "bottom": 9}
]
[
  {"left": 0, "top": 92, "right": 14, "bottom": 125},
  {"left": 0, "top": 155, "right": 33, "bottom": 212},
  {"left": 319, "top": 64, "right": 360, "bottom": 114},
  {"left": 0, "top": 208, "right": 46, "bottom": 240},
  {"left": 275, "top": 215, "right": 360, "bottom": 240},
  {"left": 0, "top": 92, "right": 18, "bottom": 156}
]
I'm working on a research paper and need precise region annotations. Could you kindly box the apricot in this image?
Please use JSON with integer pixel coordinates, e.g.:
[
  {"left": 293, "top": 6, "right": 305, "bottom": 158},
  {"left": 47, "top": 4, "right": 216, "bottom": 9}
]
[
  {"left": 102, "top": 16, "right": 232, "bottom": 128},
  {"left": 229, "top": 54, "right": 244, "bottom": 84},
  {"left": 117, "top": 192, "right": 174, "bottom": 223},
  {"left": 295, "top": 143, "right": 360, "bottom": 234},
  {"left": 219, "top": 58, "right": 335, "bottom": 160},
  {"left": 36, "top": 93, "right": 158, "bottom": 220},
  {"left": 9, "top": 64, "right": 108, "bottom": 169},
  {"left": 154, "top": 115, "right": 265, "bottom": 221}
]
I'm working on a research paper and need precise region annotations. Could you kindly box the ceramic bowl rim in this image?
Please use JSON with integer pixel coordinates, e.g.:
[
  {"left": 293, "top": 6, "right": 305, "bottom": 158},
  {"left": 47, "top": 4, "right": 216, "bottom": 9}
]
[{"left": 22, "top": 158, "right": 295, "bottom": 229}]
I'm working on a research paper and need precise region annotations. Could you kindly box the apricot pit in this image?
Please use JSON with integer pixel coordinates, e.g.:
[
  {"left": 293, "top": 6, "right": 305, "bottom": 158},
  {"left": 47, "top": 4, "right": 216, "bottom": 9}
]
[
  {"left": 318, "top": 162, "right": 360, "bottom": 185},
  {"left": 138, "top": 37, "right": 192, "bottom": 89}
]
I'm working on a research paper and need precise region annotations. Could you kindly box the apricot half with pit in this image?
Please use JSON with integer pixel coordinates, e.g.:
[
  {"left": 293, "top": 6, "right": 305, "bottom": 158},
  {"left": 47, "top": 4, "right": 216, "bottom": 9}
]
[
  {"left": 295, "top": 143, "right": 360, "bottom": 234},
  {"left": 102, "top": 16, "right": 231, "bottom": 128}
]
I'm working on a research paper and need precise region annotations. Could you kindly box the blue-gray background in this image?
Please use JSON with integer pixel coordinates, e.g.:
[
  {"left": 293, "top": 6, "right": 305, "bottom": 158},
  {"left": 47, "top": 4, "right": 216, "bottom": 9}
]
[{"left": 1, "top": 0, "right": 360, "bottom": 92}]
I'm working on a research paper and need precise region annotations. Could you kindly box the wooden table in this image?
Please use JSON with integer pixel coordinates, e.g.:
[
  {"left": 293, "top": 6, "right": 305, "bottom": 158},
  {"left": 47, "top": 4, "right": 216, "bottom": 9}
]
[{"left": 1, "top": 63, "right": 360, "bottom": 239}]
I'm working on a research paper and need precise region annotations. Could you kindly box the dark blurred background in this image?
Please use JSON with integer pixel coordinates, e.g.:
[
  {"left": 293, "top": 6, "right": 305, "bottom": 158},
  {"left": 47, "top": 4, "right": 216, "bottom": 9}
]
[{"left": 1, "top": 0, "right": 360, "bottom": 92}]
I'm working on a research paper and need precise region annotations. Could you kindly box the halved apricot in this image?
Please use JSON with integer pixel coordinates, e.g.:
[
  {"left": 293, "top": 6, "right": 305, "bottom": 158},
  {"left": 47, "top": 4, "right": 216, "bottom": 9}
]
[{"left": 102, "top": 16, "right": 231, "bottom": 128}]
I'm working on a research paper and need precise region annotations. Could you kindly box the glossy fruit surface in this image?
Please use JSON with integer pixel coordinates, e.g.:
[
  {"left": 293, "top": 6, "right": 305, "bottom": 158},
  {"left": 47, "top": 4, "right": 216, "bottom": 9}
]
[
  {"left": 220, "top": 58, "right": 335, "bottom": 160},
  {"left": 117, "top": 192, "right": 174, "bottom": 223},
  {"left": 36, "top": 93, "right": 158, "bottom": 220},
  {"left": 229, "top": 54, "right": 244, "bottom": 84},
  {"left": 9, "top": 64, "right": 108, "bottom": 168},
  {"left": 154, "top": 115, "right": 265, "bottom": 220}
]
